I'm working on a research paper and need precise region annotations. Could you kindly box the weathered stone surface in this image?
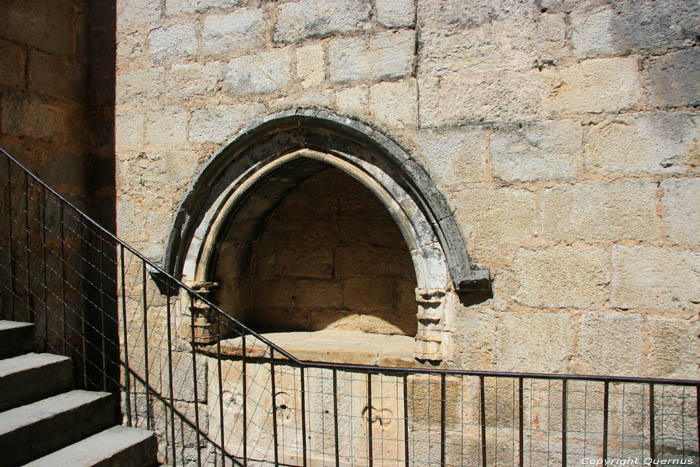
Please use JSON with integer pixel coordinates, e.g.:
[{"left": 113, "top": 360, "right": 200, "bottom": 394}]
[
  {"left": 148, "top": 24, "right": 197, "bottom": 63},
  {"left": 202, "top": 9, "right": 265, "bottom": 56},
  {"left": 335, "top": 87, "right": 368, "bottom": 117},
  {"left": 417, "top": 0, "right": 538, "bottom": 32},
  {"left": 419, "top": 70, "right": 544, "bottom": 126},
  {"left": 1, "top": 93, "right": 82, "bottom": 147},
  {"left": 165, "top": 62, "right": 225, "bottom": 99},
  {"left": 165, "top": 0, "right": 241, "bottom": 16},
  {"left": 116, "top": 32, "right": 145, "bottom": 62},
  {"left": 274, "top": 0, "right": 371, "bottom": 43},
  {"left": 115, "top": 112, "right": 145, "bottom": 149},
  {"left": 296, "top": 43, "right": 325, "bottom": 89},
  {"left": 271, "top": 89, "right": 333, "bottom": 111},
  {"left": 368, "top": 79, "right": 417, "bottom": 129},
  {"left": 661, "top": 178, "right": 700, "bottom": 246},
  {"left": 544, "top": 57, "right": 641, "bottom": 115},
  {"left": 541, "top": 180, "right": 661, "bottom": 243},
  {"left": 0, "top": 0, "right": 74, "bottom": 56},
  {"left": 189, "top": 103, "right": 265, "bottom": 143},
  {"left": 611, "top": 247, "right": 700, "bottom": 310},
  {"left": 513, "top": 247, "right": 610, "bottom": 309},
  {"left": 416, "top": 128, "right": 487, "bottom": 186},
  {"left": 376, "top": 0, "right": 415, "bottom": 28},
  {"left": 145, "top": 107, "right": 188, "bottom": 146},
  {"left": 454, "top": 188, "right": 536, "bottom": 244},
  {"left": 295, "top": 280, "right": 343, "bottom": 308},
  {"left": 572, "top": 312, "right": 643, "bottom": 376},
  {"left": 116, "top": 67, "right": 165, "bottom": 106},
  {"left": 117, "top": 0, "right": 161, "bottom": 31},
  {"left": 644, "top": 48, "right": 700, "bottom": 108},
  {"left": 571, "top": 0, "right": 698, "bottom": 58},
  {"left": 496, "top": 312, "right": 573, "bottom": 373},
  {"left": 646, "top": 315, "right": 700, "bottom": 378},
  {"left": 28, "top": 50, "right": 86, "bottom": 103},
  {"left": 490, "top": 120, "right": 582, "bottom": 182},
  {"left": 328, "top": 30, "right": 414, "bottom": 83},
  {"left": 585, "top": 112, "right": 700, "bottom": 175},
  {"left": 0, "top": 39, "right": 26, "bottom": 89},
  {"left": 225, "top": 48, "right": 292, "bottom": 96}
]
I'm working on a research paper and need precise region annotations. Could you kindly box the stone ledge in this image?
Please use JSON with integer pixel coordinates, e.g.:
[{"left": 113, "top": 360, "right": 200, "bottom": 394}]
[{"left": 200, "top": 329, "right": 416, "bottom": 367}]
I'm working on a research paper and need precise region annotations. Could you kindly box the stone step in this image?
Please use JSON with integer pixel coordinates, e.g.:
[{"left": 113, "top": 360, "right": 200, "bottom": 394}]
[
  {"left": 0, "top": 389, "right": 115, "bottom": 466},
  {"left": 0, "top": 352, "right": 73, "bottom": 412},
  {"left": 24, "top": 425, "right": 158, "bottom": 467},
  {"left": 0, "top": 320, "right": 34, "bottom": 358}
]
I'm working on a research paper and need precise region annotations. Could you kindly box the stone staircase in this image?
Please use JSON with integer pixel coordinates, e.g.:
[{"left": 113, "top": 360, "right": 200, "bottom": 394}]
[{"left": 0, "top": 320, "right": 158, "bottom": 466}]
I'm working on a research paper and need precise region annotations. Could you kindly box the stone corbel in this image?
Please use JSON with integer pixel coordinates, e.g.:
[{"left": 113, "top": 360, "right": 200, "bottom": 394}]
[{"left": 414, "top": 287, "right": 452, "bottom": 362}]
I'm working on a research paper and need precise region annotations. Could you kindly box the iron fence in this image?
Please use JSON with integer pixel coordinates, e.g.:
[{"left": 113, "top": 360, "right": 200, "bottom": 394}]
[{"left": 0, "top": 146, "right": 698, "bottom": 466}]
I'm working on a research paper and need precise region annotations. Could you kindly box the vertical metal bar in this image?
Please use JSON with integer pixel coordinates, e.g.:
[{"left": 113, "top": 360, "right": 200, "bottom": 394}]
[
  {"left": 41, "top": 186, "right": 47, "bottom": 350},
  {"left": 188, "top": 306, "right": 202, "bottom": 467},
  {"left": 141, "top": 262, "right": 152, "bottom": 429},
  {"left": 403, "top": 373, "right": 409, "bottom": 467},
  {"left": 480, "top": 375, "right": 486, "bottom": 467},
  {"left": 367, "top": 373, "right": 374, "bottom": 467},
  {"left": 270, "top": 348, "right": 279, "bottom": 466},
  {"left": 6, "top": 158, "right": 15, "bottom": 320},
  {"left": 441, "top": 373, "right": 446, "bottom": 467},
  {"left": 60, "top": 202, "right": 66, "bottom": 355},
  {"left": 696, "top": 385, "right": 699, "bottom": 460},
  {"left": 242, "top": 334, "right": 248, "bottom": 467},
  {"left": 99, "top": 234, "right": 107, "bottom": 391},
  {"left": 165, "top": 287, "right": 177, "bottom": 465},
  {"left": 216, "top": 314, "right": 225, "bottom": 466},
  {"left": 300, "top": 365, "right": 307, "bottom": 467},
  {"left": 562, "top": 379, "right": 567, "bottom": 466},
  {"left": 119, "top": 246, "right": 132, "bottom": 427},
  {"left": 519, "top": 377, "right": 524, "bottom": 467},
  {"left": 650, "top": 383, "right": 655, "bottom": 460},
  {"left": 333, "top": 368, "right": 340, "bottom": 467},
  {"left": 603, "top": 381, "right": 609, "bottom": 461},
  {"left": 24, "top": 172, "right": 32, "bottom": 323},
  {"left": 80, "top": 222, "right": 88, "bottom": 390}
]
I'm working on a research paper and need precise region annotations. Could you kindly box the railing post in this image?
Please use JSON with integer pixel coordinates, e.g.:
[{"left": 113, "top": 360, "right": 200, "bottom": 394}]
[
  {"left": 216, "top": 313, "right": 226, "bottom": 465},
  {"left": 562, "top": 379, "right": 567, "bottom": 466},
  {"left": 270, "top": 348, "right": 279, "bottom": 466},
  {"left": 60, "top": 201, "right": 66, "bottom": 355},
  {"left": 403, "top": 373, "right": 409, "bottom": 467},
  {"left": 333, "top": 368, "right": 340, "bottom": 467},
  {"left": 367, "top": 373, "right": 373, "bottom": 467},
  {"left": 24, "top": 171, "right": 32, "bottom": 323},
  {"left": 480, "top": 375, "right": 486, "bottom": 467},
  {"left": 6, "top": 157, "right": 15, "bottom": 320},
  {"left": 519, "top": 377, "right": 524, "bottom": 467},
  {"left": 603, "top": 381, "right": 609, "bottom": 461},
  {"left": 440, "top": 373, "right": 446, "bottom": 467},
  {"left": 119, "top": 246, "right": 132, "bottom": 427},
  {"left": 41, "top": 186, "right": 47, "bottom": 351},
  {"left": 242, "top": 334, "right": 248, "bottom": 467},
  {"left": 188, "top": 303, "right": 202, "bottom": 466},
  {"left": 141, "top": 262, "right": 151, "bottom": 429},
  {"left": 300, "top": 365, "right": 307, "bottom": 467},
  {"left": 165, "top": 286, "right": 177, "bottom": 465},
  {"left": 650, "top": 383, "right": 655, "bottom": 460}
]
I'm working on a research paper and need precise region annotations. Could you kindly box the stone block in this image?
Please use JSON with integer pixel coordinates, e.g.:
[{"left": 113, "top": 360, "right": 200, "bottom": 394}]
[
  {"left": 148, "top": 24, "right": 198, "bottom": 63},
  {"left": 295, "top": 280, "right": 343, "bottom": 308},
  {"left": 611, "top": 246, "right": 700, "bottom": 310},
  {"left": 512, "top": 247, "right": 610, "bottom": 309},
  {"left": 189, "top": 103, "right": 265, "bottom": 143},
  {"left": 115, "top": 112, "right": 145, "bottom": 149},
  {"left": 225, "top": 48, "right": 292, "bottom": 96},
  {"left": 117, "top": 0, "right": 161, "bottom": 31},
  {"left": 544, "top": 57, "right": 641, "bottom": 115},
  {"left": 274, "top": 0, "right": 371, "bottom": 43},
  {"left": 270, "top": 89, "right": 333, "bottom": 111},
  {"left": 368, "top": 79, "right": 417, "bottom": 129},
  {"left": 116, "top": 32, "right": 145, "bottom": 62},
  {"left": 328, "top": 30, "right": 415, "bottom": 83},
  {"left": 645, "top": 315, "right": 699, "bottom": 378},
  {"left": 335, "top": 86, "right": 368, "bottom": 117},
  {"left": 116, "top": 67, "right": 165, "bottom": 106},
  {"left": 165, "top": 62, "right": 225, "bottom": 99},
  {"left": 454, "top": 188, "right": 536, "bottom": 244},
  {"left": 585, "top": 112, "right": 700, "bottom": 175},
  {"left": 295, "top": 43, "right": 324, "bottom": 89},
  {"left": 490, "top": 120, "right": 582, "bottom": 182},
  {"left": 202, "top": 9, "right": 265, "bottom": 57},
  {"left": 166, "top": 0, "right": 241, "bottom": 16},
  {"left": 1, "top": 93, "right": 82, "bottom": 147},
  {"left": 541, "top": 180, "right": 661, "bottom": 243},
  {"left": 417, "top": 0, "right": 538, "bottom": 32},
  {"left": 376, "top": 0, "right": 415, "bottom": 28},
  {"left": 407, "top": 375, "right": 463, "bottom": 428},
  {"left": 644, "top": 48, "right": 700, "bottom": 108},
  {"left": 416, "top": 128, "right": 487, "bottom": 186},
  {"left": 145, "top": 107, "right": 188, "bottom": 147},
  {"left": 344, "top": 278, "right": 394, "bottom": 312},
  {"left": 28, "top": 50, "right": 85, "bottom": 103},
  {"left": 571, "top": 0, "right": 698, "bottom": 58},
  {"left": 0, "top": 39, "right": 26, "bottom": 89},
  {"left": 572, "top": 312, "right": 643, "bottom": 376},
  {"left": 496, "top": 312, "right": 574, "bottom": 373},
  {"left": 662, "top": 178, "right": 700, "bottom": 246},
  {"left": 419, "top": 70, "right": 544, "bottom": 127},
  {"left": 0, "top": 0, "right": 74, "bottom": 56}
]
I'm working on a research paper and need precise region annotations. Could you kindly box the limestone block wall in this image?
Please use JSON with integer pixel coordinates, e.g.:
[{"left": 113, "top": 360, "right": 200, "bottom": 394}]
[{"left": 116, "top": 0, "right": 700, "bottom": 379}]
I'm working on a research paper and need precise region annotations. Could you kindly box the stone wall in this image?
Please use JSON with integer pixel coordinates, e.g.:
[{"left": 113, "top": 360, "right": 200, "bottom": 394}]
[{"left": 116, "top": 0, "right": 700, "bottom": 379}]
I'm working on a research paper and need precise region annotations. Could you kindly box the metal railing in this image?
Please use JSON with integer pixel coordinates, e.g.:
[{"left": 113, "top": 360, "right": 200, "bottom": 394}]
[{"left": 1, "top": 146, "right": 698, "bottom": 466}]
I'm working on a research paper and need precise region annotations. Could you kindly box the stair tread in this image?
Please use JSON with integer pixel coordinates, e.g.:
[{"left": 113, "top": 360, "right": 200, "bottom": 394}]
[
  {"left": 0, "top": 389, "right": 110, "bottom": 435},
  {"left": 0, "top": 353, "right": 70, "bottom": 377},
  {"left": 0, "top": 321, "right": 33, "bottom": 332},
  {"left": 24, "top": 425, "right": 157, "bottom": 467}
]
